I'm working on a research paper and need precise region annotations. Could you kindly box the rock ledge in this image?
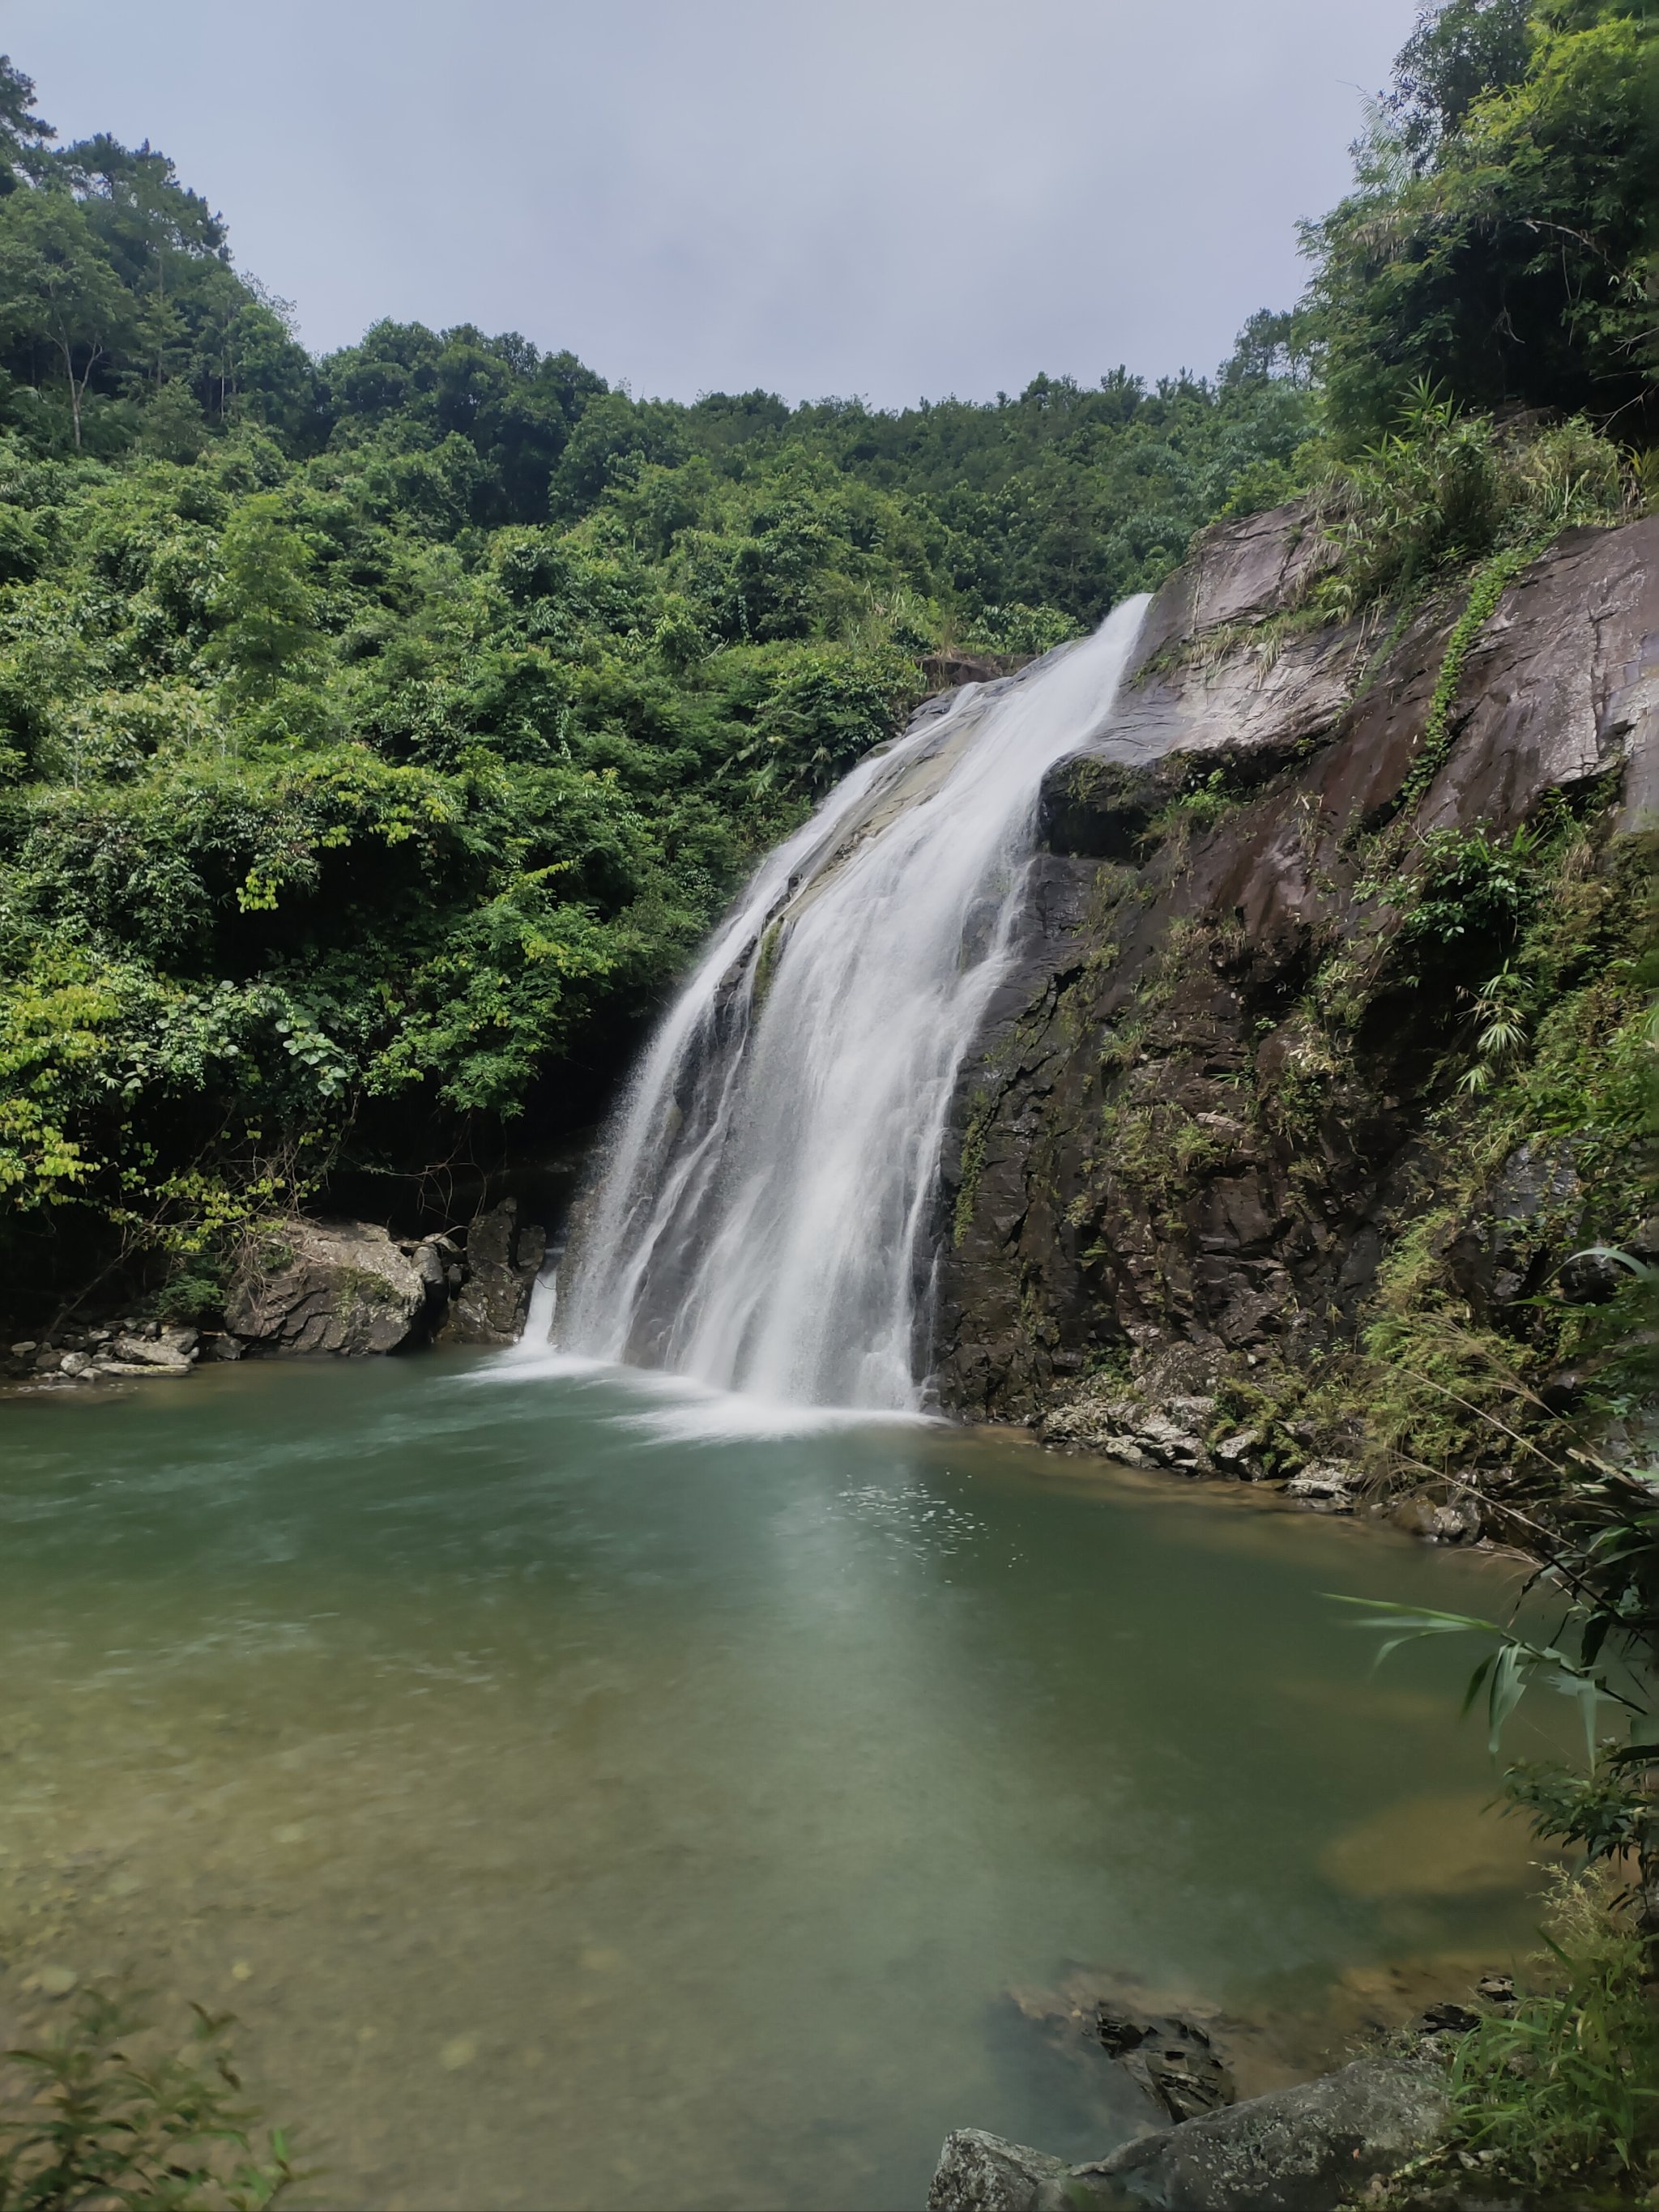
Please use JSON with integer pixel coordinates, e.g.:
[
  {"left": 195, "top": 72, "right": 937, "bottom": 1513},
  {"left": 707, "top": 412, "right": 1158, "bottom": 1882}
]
[{"left": 928, "top": 2052, "right": 1450, "bottom": 2212}]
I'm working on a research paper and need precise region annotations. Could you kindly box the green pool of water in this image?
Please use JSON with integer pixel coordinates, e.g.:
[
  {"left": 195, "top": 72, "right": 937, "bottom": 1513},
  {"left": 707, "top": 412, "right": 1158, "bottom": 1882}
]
[{"left": 0, "top": 1351, "right": 1561, "bottom": 2210}]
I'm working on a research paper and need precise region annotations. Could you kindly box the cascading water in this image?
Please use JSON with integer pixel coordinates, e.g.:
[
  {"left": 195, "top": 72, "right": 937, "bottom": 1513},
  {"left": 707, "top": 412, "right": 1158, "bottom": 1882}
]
[{"left": 554, "top": 594, "right": 1149, "bottom": 1409}]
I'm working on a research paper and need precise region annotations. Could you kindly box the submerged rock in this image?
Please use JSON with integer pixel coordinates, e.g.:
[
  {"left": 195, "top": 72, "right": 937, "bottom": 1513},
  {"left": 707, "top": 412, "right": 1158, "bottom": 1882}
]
[
  {"left": 225, "top": 1221, "right": 425, "bottom": 1355},
  {"left": 1093, "top": 2005, "right": 1234, "bottom": 2124},
  {"left": 1083, "top": 2052, "right": 1448, "bottom": 2211}
]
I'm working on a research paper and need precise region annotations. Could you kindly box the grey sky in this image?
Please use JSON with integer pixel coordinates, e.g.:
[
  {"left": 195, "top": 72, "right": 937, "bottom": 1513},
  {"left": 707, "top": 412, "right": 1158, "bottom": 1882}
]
[{"left": 10, "top": 1, "right": 1418, "bottom": 407}]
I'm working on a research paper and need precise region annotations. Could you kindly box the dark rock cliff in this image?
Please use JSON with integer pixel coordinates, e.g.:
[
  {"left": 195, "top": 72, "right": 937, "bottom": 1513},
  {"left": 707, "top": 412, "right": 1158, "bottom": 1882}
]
[{"left": 930, "top": 501, "right": 1656, "bottom": 1473}]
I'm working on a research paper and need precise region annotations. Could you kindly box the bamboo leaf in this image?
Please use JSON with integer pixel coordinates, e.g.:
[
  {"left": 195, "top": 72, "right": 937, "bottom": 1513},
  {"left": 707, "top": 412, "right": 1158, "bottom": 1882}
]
[
  {"left": 1486, "top": 1642, "right": 1533, "bottom": 1754},
  {"left": 1461, "top": 1651, "right": 1496, "bottom": 1720},
  {"left": 1548, "top": 1668, "right": 1606, "bottom": 1769}
]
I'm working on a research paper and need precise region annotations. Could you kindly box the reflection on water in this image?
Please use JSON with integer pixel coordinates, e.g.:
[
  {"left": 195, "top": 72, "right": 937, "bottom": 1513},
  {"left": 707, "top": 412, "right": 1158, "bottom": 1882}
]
[{"left": 0, "top": 1356, "right": 1563, "bottom": 2211}]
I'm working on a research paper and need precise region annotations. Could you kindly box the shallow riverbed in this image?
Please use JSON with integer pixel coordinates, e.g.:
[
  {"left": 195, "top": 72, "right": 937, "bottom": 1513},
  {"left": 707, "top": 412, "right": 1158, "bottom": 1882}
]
[{"left": 1, "top": 1349, "right": 1562, "bottom": 2210}]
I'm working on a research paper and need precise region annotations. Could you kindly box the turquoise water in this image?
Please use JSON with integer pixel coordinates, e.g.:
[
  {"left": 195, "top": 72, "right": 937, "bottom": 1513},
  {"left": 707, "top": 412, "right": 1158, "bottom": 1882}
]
[{"left": 0, "top": 1351, "right": 1559, "bottom": 2210}]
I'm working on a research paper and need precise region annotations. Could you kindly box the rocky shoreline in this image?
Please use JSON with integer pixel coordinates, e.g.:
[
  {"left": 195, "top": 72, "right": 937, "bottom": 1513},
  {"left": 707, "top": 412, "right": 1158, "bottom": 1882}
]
[
  {"left": 2, "top": 1197, "right": 548, "bottom": 1392},
  {"left": 1028, "top": 1341, "right": 1486, "bottom": 1540},
  {"left": 927, "top": 1960, "right": 1529, "bottom": 2212},
  {"left": 929, "top": 2049, "right": 1451, "bottom": 2212}
]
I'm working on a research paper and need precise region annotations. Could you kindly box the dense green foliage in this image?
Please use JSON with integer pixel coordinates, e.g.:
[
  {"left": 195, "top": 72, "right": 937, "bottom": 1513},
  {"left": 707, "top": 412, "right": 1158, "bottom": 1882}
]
[
  {"left": 1303, "top": 0, "right": 1656, "bottom": 445},
  {"left": 0, "top": 0, "right": 1650, "bottom": 1311},
  {"left": 0, "top": 55, "right": 1319, "bottom": 1302},
  {"left": 1350, "top": 1438, "right": 1659, "bottom": 2206},
  {"left": 0, "top": 75, "right": 314, "bottom": 460},
  {"left": 0, "top": 8, "right": 1653, "bottom": 2190},
  {"left": 1439, "top": 1869, "right": 1659, "bottom": 2199}
]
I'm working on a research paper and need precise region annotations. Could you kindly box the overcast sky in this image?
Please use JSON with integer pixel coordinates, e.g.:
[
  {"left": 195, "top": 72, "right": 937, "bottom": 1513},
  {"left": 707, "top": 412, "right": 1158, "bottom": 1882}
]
[{"left": 9, "top": 1, "right": 1418, "bottom": 407}]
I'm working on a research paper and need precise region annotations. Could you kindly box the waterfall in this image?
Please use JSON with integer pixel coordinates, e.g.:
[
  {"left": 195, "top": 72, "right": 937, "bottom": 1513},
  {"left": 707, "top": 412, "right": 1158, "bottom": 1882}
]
[{"left": 555, "top": 594, "right": 1149, "bottom": 1409}]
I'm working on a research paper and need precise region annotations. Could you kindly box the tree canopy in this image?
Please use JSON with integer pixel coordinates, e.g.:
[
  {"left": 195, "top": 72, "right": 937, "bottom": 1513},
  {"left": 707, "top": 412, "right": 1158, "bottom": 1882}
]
[{"left": 1303, "top": 0, "right": 1656, "bottom": 443}]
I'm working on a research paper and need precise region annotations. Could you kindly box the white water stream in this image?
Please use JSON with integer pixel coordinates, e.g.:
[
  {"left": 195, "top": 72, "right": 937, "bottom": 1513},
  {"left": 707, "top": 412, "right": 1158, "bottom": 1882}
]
[{"left": 553, "top": 595, "right": 1149, "bottom": 1408}]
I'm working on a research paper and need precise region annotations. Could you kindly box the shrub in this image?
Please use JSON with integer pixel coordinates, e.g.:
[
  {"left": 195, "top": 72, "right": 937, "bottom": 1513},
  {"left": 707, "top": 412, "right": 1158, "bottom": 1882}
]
[
  {"left": 1426, "top": 1870, "right": 1659, "bottom": 2199},
  {"left": 1313, "top": 393, "right": 1630, "bottom": 624},
  {"left": 0, "top": 1984, "right": 298, "bottom": 2211},
  {"left": 1398, "top": 825, "right": 1542, "bottom": 959}
]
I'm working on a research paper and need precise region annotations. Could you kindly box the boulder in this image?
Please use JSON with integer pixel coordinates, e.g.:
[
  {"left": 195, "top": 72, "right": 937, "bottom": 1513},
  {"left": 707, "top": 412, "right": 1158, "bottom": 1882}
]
[
  {"left": 1038, "top": 1387, "right": 1215, "bottom": 1473},
  {"left": 92, "top": 1323, "right": 197, "bottom": 1376},
  {"left": 928, "top": 2129, "right": 1118, "bottom": 2212},
  {"left": 1039, "top": 1394, "right": 1152, "bottom": 1461},
  {"left": 1096, "top": 1438, "right": 1157, "bottom": 1468},
  {"left": 1129, "top": 1414, "right": 1213, "bottom": 1475},
  {"left": 921, "top": 649, "right": 1030, "bottom": 693},
  {"left": 110, "top": 1326, "right": 198, "bottom": 1367},
  {"left": 1212, "top": 1429, "right": 1263, "bottom": 1475},
  {"left": 1084, "top": 2052, "right": 1448, "bottom": 2210},
  {"left": 1432, "top": 1500, "right": 1482, "bottom": 1542},
  {"left": 445, "top": 1199, "right": 547, "bottom": 1345},
  {"left": 225, "top": 1221, "right": 425, "bottom": 1356},
  {"left": 1557, "top": 1246, "right": 1626, "bottom": 1304},
  {"left": 1284, "top": 1458, "right": 1359, "bottom": 1505}
]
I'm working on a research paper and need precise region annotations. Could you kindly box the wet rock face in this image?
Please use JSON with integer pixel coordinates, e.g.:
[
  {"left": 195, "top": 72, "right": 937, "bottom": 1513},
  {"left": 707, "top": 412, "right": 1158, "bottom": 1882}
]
[
  {"left": 1445, "top": 1137, "right": 1584, "bottom": 1316},
  {"left": 225, "top": 1221, "right": 428, "bottom": 1355},
  {"left": 443, "top": 1199, "right": 547, "bottom": 1345},
  {"left": 106, "top": 1326, "right": 198, "bottom": 1373},
  {"left": 932, "top": 506, "right": 1656, "bottom": 1426},
  {"left": 222, "top": 1204, "right": 549, "bottom": 1357}
]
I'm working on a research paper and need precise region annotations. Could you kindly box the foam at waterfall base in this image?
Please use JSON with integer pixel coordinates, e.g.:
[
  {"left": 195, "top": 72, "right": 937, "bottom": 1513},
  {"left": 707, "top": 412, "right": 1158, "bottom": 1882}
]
[
  {"left": 464, "top": 1344, "right": 939, "bottom": 1443},
  {"left": 462, "top": 1345, "right": 612, "bottom": 1385},
  {"left": 616, "top": 1376, "right": 940, "bottom": 1444}
]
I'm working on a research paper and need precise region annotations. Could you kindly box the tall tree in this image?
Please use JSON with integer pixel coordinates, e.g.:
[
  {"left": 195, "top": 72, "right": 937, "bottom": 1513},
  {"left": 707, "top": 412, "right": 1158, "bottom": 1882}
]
[
  {"left": 1303, "top": 0, "right": 1656, "bottom": 441},
  {"left": 0, "top": 186, "right": 134, "bottom": 445},
  {"left": 0, "top": 54, "right": 54, "bottom": 194},
  {"left": 1384, "top": 0, "right": 1534, "bottom": 167}
]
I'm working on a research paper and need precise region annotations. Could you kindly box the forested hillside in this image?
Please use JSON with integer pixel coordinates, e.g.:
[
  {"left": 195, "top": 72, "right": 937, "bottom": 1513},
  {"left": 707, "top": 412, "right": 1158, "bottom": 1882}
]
[{"left": 0, "top": 0, "right": 1648, "bottom": 1317}]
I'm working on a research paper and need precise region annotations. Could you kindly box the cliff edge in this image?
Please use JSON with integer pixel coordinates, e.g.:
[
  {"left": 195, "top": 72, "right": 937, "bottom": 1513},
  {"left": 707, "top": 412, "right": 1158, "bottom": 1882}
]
[{"left": 932, "top": 501, "right": 1655, "bottom": 1506}]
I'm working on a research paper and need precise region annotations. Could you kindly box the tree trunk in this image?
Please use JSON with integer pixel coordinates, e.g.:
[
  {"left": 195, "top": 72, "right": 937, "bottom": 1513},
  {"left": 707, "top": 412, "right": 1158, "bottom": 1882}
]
[{"left": 58, "top": 335, "right": 81, "bottom": 448}]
